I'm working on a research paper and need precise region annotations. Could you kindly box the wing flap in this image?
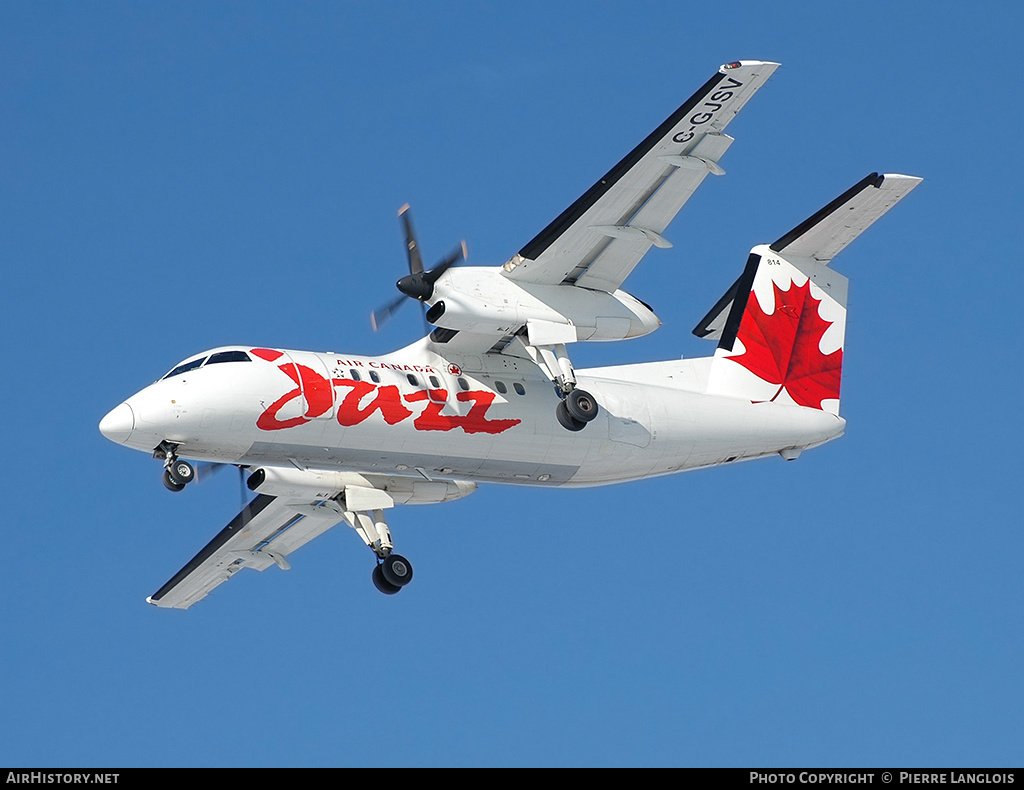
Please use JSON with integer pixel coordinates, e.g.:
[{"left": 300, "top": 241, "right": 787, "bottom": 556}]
[
  {"left": 147, "top": 494, "right": 348, "bottom": 610},
  {"left": 504, "top": 61, "right": 777, "bottom": 292}
]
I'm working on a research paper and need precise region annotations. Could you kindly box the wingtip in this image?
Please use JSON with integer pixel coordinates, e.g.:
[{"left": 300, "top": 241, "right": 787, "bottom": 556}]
[
  {"left": 398, "top": 203, "right": 410, "bottom": 216},
  {"left": 721, "top": 60, "right": 781, "bottom": 72},
  {"left": 877, "top": 173, "right": 925, "bottom": 191}
]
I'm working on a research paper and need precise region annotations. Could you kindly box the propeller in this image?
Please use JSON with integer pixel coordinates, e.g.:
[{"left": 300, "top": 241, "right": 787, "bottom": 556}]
[
  {"left": 371, "top": 204, "right": 466, "bottom": 331},
  {"left": 195, "top": 462, "right": 252, "bottom": 512}
]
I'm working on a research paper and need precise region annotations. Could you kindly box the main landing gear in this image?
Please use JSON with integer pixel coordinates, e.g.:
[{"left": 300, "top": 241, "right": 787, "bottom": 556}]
[
  {"left": 156, "top": 442, "right": 195, "bottom": 492},
  {"left": 341, "top": 505, "right": 415, "bottom": 595},
  {"left": 555, "top": 388, "right": 599, "bottom": 432},
  {"left": 372, "top": 553, "right": 414, "bottom": 595},
  {"left": 508, "top": 337, "right": 600, "bottom": 432}
]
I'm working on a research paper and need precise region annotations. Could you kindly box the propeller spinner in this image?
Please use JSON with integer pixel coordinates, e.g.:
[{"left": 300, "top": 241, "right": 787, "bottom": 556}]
[{"left": 371, "top": 204, "right": 466, "bottom": 331}]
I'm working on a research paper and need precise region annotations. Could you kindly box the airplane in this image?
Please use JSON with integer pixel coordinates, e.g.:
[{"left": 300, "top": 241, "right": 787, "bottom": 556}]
[{"left": 99, "top": 60, "right": 920, "bottom": 608}]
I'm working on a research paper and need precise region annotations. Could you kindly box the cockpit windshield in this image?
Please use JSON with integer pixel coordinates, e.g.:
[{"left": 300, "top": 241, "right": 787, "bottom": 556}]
[
  {"left": 161, "top": 350, "right": 252, "bottom": 380},
  {"left": 206, "top": 350, "right": 251, "bottom": 365},
  {"left": 162, "top": 356, "right": 207, "bottom": 380}
]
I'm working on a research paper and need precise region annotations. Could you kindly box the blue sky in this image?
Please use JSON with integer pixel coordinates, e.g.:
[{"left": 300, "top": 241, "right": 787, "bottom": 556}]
[{"left": 3, "top": 1, "right": 1022, "bottom": 767}]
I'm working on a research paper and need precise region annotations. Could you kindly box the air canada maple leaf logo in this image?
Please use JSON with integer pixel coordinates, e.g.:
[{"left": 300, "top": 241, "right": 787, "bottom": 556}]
[{"left": 731, "top": 277, "right": 843, "bottom": 410}]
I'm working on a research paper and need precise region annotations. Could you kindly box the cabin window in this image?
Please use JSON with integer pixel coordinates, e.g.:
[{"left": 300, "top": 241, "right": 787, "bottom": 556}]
[
  {"left": 407, "top": 374, "right": 419, "bottom": 387},
  {"left": 370, "top": 370, "right": 380, "bottom": 383},
  {"left": 495, "top": 381, "right": 507, "bottom": 394},
  {"left": 429, "top": 375, "right": 441, "bottom": 388},
  {"left": 457, "top": 377, "right": 470, "bottom": 391},
  {"left": 513, "top": 382, "right": 526, "bottom": 396},
  {"left": 350, "top": 369, "right": 361, "bottom": 382}
]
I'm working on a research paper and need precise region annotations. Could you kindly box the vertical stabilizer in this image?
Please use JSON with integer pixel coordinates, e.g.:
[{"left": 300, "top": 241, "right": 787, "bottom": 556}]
[
  {"left": 695, "top": 172, "right": 920, "bottom": 415},
  {"left": 702, "top": 247, "right": 848, "bottom": 414}
]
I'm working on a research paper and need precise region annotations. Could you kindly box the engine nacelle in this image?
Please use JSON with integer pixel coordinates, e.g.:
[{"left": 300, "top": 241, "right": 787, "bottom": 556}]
[
  {"left": 425, "top": 293, "right": 521, "bottom": 336},
  {"left": 246, "top": 466, "right": 476, "bottom": 507},
  {"left": 427, "top": 267, "right": 661, "bottom": 342}
]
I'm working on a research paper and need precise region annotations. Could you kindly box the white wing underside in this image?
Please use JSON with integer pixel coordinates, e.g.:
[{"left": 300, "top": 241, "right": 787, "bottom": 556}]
[
  {"left": 148, "top": 495, "right": 347, "bottom": 609},
  {"left": 429, "top": 61, "right": 778, "bottom": 357},
  {"left": 502, "top": 61, "right": 778, "bottom": 293}
]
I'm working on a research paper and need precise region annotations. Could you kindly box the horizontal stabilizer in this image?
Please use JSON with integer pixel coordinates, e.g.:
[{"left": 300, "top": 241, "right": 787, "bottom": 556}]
[
  {"left": 770, "top": 172, "right": 922, "bottom": 264},
  {"left": 695, "top": 172, "right": 921, "bottom": 343}
]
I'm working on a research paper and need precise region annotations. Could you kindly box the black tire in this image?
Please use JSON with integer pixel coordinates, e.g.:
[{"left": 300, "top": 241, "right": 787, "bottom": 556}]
[
  {"left": 565, "top": 389, "right": 598, "bottom": 422},
  {"left": 162, "top": 469, "right": 186, "bottom": 492},
  {"left": 167, "top": 459, "right": 195, "bottom": 486},
  {"left": 372, "top": 564, "right": 402, "bottom": 595},
  {"left": 555, "top": 399, "right": 586, "bottom": 431},
  {"left": 381, "top": 554, "right": 414, "bottom": 587}
]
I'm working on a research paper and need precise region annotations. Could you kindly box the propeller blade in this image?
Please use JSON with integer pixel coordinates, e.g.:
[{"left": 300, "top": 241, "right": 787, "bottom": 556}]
[
  {"left": 195, "top": 461, "right": 230, "bottom": 483},
  {"left": 192, "top": 462, "right": 253, "bottom": 515},
  {"left": 424, "top": 241, "right": 467, "bottom": 286},
  {"left": 371, "top": 293, "right": 409, "bottom": 331},
  {"left": 237, "top": 465, "right": 251, "bottom": 513},
  {"left": 398, "top": 204, "right": 424, "bottom": 275},
  {"left": 375, "top": 209, "right": 466, "bottom": 333}
]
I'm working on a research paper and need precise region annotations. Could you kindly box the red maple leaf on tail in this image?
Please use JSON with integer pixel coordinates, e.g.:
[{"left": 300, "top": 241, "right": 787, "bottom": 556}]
[{"left": 730, "top": 278, "right": 843, "bottom": 410}]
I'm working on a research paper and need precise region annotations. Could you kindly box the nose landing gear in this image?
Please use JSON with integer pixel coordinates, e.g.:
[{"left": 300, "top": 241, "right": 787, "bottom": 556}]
[{"left": 156, "top": 442, "right": 195, "bottom": 492}]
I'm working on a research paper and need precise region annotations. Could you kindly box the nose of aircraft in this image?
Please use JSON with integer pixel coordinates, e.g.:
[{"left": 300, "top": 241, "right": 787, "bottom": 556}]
[{"left": 99, "top": 402, "right": 135, "bottom": 444}]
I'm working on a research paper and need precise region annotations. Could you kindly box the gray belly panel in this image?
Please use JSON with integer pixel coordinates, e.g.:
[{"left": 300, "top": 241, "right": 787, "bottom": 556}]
[{"left": 239, "top": 441, "right": 579, "bottom": 485}]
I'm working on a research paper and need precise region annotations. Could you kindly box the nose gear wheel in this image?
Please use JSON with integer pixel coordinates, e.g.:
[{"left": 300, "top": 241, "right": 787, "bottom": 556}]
[
  {"left": 156, "top": 442, "right": 195, "bottom": 492},
  {"left": 167, "top": 459, "right": 196, "bottom": 486},
  {"left": 162, "top": 470, "right": 186, "bottom": 492}
]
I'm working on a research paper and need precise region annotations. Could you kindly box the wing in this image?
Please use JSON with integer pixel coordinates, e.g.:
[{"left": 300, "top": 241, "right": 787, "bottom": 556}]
[
  {"left": 147, "top": 494, "right": 348, "bottom": 609},
  {"left": 502, "top": 60, "right": 778, "bottom": 293}
]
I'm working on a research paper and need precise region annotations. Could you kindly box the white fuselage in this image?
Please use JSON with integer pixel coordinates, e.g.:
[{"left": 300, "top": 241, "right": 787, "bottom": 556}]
[{"left": 102, "top": 339, "right": 845, "bottom": 488}]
